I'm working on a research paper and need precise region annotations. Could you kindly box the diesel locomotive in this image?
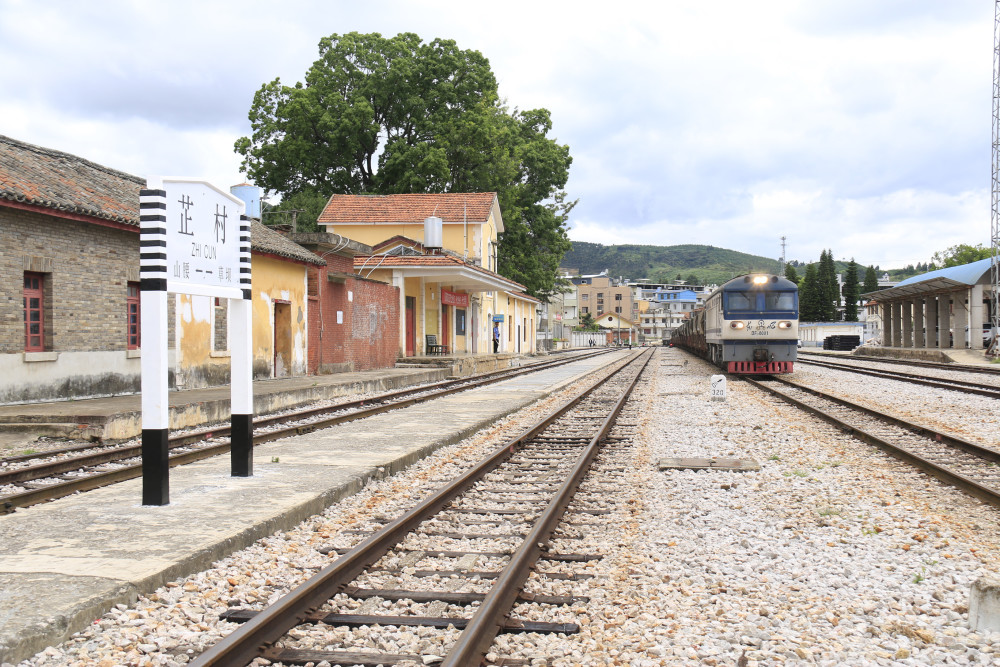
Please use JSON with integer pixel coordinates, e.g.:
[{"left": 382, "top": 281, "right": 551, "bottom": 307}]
[{"left": 672, "top": 274, "right": 798, "bottom": 374}]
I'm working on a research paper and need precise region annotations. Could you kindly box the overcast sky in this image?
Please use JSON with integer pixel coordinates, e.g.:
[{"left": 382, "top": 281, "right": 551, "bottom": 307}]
[{"left": 1, "top": 0, "right": 993, "bottom": 269}]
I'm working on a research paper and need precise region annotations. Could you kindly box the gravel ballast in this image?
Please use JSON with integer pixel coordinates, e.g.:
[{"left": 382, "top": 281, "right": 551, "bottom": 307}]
[{"left": 7, "top": 348, "right": 1000, "bottom": 666}]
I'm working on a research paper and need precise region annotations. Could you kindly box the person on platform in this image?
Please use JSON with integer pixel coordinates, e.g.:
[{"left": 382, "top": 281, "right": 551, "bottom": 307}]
[{"left": 493, "top": 323, "right": 500, "bottom": 353}]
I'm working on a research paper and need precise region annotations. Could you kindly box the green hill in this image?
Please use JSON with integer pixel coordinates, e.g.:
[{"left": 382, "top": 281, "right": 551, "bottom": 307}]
[{"left": 561, "top": 241, "right": 783, "bottom": 285}]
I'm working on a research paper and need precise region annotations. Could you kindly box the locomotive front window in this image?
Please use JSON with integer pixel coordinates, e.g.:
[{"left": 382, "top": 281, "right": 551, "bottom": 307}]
[
  {"left": 725, "top": 293, "right": 754, "bottom": 310},
  {"left": 765, "top": 291, "right": 796, "bottom": 311}
]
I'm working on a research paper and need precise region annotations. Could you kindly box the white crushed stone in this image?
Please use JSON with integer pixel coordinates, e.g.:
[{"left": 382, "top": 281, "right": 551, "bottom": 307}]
[{"left": 8, "top": 348, "right": 1000, "bottom": 667}]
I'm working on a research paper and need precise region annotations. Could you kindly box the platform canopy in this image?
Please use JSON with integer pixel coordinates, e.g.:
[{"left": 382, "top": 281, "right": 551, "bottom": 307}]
[{"left": 863, "top": 258, "right": 993, "bottom": 302}]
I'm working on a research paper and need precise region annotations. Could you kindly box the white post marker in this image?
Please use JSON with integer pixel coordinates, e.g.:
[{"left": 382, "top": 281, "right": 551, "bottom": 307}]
[
  {"left": 140, "top": 177, "right": 251, "bottom": 505},
  {"left": 710, "top": 374, "right": 727, "bottom": 401}
]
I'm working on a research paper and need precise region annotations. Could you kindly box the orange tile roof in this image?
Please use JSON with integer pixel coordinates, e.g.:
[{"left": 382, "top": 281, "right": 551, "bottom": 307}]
[{"left": 319, "top": 192, "right": 498, "bottom": 224}]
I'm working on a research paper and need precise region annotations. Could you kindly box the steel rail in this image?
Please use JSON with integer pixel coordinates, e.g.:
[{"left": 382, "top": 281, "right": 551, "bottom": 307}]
[
  {"left": 1, "top": 351, "right": 613, "bottom": 512},
  {"left": 744, "top": 375, "right": 1000, "bottom": 510},
  {"left": 188, "top": 350, "right": 647, "bottom": 667},
  {"left": 796, "top": 358, "right": 1000, "bottom": 399},
  {"left": 798, "top": 350, "right": 1000, "bottom": 376},
  {"left": 2, "top": 349, "right": 609, "bottom": 465},
  {"left": 441, "top": 348, "right": 654, "bottom": 666}
]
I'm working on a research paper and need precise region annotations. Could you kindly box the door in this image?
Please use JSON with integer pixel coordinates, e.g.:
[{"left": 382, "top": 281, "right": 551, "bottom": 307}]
[
  {"left": 405, "top": 296, "right": 416, "bottom": 357},
  {"left": 441, "top": 306, "right": 449, "bottom": 350},
  {"left": 273, "top": 301, "right": 291, "bottom": 377}
]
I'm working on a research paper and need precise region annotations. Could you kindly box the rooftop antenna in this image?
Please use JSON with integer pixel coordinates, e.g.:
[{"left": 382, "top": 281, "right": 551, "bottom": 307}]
[{"left": 779, "top": 236, "right": 787, "bottom": 276}]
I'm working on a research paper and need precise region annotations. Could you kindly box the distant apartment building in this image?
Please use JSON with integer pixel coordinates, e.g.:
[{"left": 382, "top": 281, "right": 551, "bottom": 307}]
[{"left": 573, "top": 272, "right": 639, "bottom": 324}]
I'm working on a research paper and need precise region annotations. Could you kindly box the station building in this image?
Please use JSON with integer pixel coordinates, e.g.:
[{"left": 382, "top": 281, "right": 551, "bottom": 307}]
[
  {"left": 318, "top": 193, "right": 538, "bottom": 357},
  {"left": 0, "top": 134, "right": 405, "bottom": 405},
  {"left": 862, "top": 258, "right": 996, "bottom": 357}
]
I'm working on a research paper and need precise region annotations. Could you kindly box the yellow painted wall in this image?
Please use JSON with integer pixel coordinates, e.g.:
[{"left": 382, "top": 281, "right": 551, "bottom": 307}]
[{"left": 251, "top": 256, "right": 309, "bottom": 377}]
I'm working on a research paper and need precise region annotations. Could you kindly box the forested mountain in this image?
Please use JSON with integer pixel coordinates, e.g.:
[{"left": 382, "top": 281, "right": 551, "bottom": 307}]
[{"left": 561, "top": 241, "right": 782, "bottom": 285}]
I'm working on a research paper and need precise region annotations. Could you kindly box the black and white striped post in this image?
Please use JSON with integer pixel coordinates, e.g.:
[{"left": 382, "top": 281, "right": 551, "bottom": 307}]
[
  {"left": 139, "top": 185, "right": 170, "bottom": 505},
  {"left": 139, "top": 177, "right": 252, "bottom": 504},
  {"left": 230, "top": 214, "right": 253, "bottom": 476}
]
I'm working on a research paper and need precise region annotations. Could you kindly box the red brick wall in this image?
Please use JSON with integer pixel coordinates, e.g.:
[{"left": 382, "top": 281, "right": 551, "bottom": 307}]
[{"left": 309, "top": 260, "right": 399, "bottom": 373}]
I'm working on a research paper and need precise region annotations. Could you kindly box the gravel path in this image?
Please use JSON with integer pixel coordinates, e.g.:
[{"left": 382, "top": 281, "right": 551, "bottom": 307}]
[{"left": 8, "top": 348, "right": 1000, "bottom": 666}]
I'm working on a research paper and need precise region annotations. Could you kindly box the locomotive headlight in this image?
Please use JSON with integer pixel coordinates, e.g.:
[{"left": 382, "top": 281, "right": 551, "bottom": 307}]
[
  {"left": 777, "top": 321, "right": 792, "bottom": 329},
  {"left": 730, "top": 321, "right": 745, "bottom": 329},
  {"left": 752, "top": 275, "right": 769, "bottom": 285}
]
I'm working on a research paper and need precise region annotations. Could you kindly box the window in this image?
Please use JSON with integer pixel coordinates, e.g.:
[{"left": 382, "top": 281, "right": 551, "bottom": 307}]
[
  {"left": 615, "top": 306, "right": 622, "bottom": 314},
  {"left": 765, "top": 291, "right": 797, "bottom": 311},
  {"left": 582, "top": 306, "right": 589, "bottom": 314},
  {"left": 127, "top": 282, "right": 141, "bottom": 349},
  {"left": 213, "top": 297, "right": 228, "bottom": 351},
  {"left": 23, "top": 272, "right": 45, "bottom": 351},
  {"left": 456, "top": 308, "right": 466, "bottom": 335},
  {"left": 615, "top": 294, "right": 622, "bottom": 301},
  {"left": 581, "top": 293, "right": 589, "bottom": 301},
  {"left": 597, "top": 292, "right": 604, "bottom": 298}
]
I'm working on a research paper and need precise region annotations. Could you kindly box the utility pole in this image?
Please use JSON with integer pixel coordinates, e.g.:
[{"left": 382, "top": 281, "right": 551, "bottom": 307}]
[
  {"left": 992, "top": 0, "right": 1000, "bottom": 355},
  {"left": 779, "top": 236, "right": 787, "bottom": 276}
]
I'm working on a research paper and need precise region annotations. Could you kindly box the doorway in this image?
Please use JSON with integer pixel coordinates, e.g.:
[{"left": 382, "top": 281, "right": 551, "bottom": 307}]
[
  {"left": 273, "top": 300, "right": 291, "bottom": 377},
  {"left": 405, "top": 296, "right": 416, "bottom": 356},
  {"left": 441, "top": 306, "right": 450, "bottom": 350}
]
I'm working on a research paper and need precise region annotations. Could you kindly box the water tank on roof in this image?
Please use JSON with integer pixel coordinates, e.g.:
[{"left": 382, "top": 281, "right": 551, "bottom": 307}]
[
  {"left": 424, "top": 215, "right": 443, "bottom": 249},
  {"left": 230, "top": 184, "right": 262, "bottom": 220}
]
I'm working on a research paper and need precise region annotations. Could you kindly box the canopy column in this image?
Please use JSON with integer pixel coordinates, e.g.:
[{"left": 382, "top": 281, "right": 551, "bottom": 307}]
[
  {"left": 913, "top": 298, "right": 925, "bottom": 347},
  {"left": 937, "top": 295, "right": 951, "bottom": 349},
  {"left": 901, "top": 301, "right": 913, "bottom": 348},
  {"left": 925, "top": 297, "right": 939, "bottom": 348}
]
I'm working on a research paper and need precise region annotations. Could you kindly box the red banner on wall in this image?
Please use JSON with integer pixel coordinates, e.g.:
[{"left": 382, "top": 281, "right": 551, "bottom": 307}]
[{"left": 441, "top": 289, "right": 469, "bottom": 307}]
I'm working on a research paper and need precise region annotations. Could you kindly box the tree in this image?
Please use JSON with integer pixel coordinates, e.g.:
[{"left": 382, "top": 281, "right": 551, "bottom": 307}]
[
  {"left": 817, "top": 250, "right": 839, "bottom": 321},
  {"left": 263, "top": 189, "right": 329, "bottom": 232},
  {"left": 931, "top": 243, "right": 992, "bottom": 269},
  {"left": 783, "top": 264, "right": 800, "bottom": 285},
  {"left": 842, "top": 258, "right": 860, "bottom": 322},
  {"left": 236, "top": 31, "right": 575, "bottom": 299},
  {"left": 578, "top": 311, "right": 600, "bottom": 331},
  {"left": 798, "top": 264, "right": 822, "bottom": 322},
  {"left": 863, "top": 265, "right": 879, "bottom": 294},
  {"left": 685, "top": 273, "right": 699, "bottom": 286}
]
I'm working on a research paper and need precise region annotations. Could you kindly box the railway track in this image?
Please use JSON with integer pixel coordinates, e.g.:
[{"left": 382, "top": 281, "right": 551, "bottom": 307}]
[
  {"left": 798, "top": 350, "right": 1000, "bottom": 376},
  {"left": 795, "top": 356, "right": 1000, "bottom": 399},
  {"left": 187, "top": 348, "right": 653, "bottom": 667},
  {"left": 0, "top": 350, "right": 612, "bottom": 513},
  {"left": 746, "top": 374, "right": 1000, "bottom": 509}
]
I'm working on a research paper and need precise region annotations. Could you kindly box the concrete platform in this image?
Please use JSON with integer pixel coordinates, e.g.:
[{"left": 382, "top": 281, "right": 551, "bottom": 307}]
[
  {"left": 0, "top": 353, "right": 525, "bottom": 443},
  {"left": 851, "top": 346, "right": 996, "bottom": 366},
  {"left": 0, "top": 350, "right": 626, "bottom": 664}
]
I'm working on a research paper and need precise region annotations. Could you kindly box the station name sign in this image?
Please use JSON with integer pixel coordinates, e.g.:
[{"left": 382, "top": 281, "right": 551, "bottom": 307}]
[{"left": 155, "top": 178, "right": 246, "bottom": 300}]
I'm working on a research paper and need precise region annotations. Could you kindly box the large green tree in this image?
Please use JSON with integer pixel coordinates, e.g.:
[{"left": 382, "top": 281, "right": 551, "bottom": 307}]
[
  {"left": 931, "top": 243, "right": 992, "bottom": 269},
  {"left": 817, "top": 250, "right": 839, "bottom": 321},
  {"left": 842, "top": 258, "right": 860, "bottom": 322},
  {"left": 235, "top": 31, "right": 575, "bottom": 299},
  {"left": 798, "top": 264, "right": 822, "bottom": 321},
  {"left": 863, "top": 265, "right": 879, "bottom": 294},
  {"left": 783, "top": 264, "right": 800, "bottom": 285}
]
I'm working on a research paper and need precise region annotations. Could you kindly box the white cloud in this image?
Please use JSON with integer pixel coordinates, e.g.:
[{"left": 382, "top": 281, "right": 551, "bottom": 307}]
[{"left": 0, "top": 0, "right": 994, "bottom": 271}]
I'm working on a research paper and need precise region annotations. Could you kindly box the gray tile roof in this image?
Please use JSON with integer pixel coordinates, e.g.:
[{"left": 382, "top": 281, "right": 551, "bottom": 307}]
[
  {"left": 251, "top": 221, "right": 325, "bottom": 266},
  {"left": 0, "top": 134, "right": 144, "bottom": 226}
]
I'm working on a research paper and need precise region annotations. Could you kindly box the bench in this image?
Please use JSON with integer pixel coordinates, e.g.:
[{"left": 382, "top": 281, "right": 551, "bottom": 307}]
[{"left": 425, "top": 334, "right": 449, "bottom": 355}]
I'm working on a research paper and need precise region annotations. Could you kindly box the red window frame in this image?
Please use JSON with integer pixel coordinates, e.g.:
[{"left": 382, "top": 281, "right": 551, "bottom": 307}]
[
  {"left": 127, "top": 282, "right": 141, "bottom": 349},
  {"left": 23, "top": 272, "right": 44, "bottom": 352}
]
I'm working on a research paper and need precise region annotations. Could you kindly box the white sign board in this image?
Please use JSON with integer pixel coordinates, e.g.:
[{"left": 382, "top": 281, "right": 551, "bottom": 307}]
[
  {"left": 161, "top": 178, "right": 245, "bottom": 299},
  {"left": 710, "top": 374, "right": 727, "bottom": 401}
]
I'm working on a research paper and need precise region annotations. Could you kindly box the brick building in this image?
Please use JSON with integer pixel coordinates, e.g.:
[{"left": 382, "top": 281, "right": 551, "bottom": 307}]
[
  {"left": 0, "top": 134, "right": 146, "bottom": 403},
  {"left": 290, "top": 233, "right": 399, "bottom": 373}
]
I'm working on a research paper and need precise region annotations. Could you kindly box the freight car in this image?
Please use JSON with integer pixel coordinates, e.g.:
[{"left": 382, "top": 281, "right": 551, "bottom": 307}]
[{"left": 672, "top": 274, "right": 798, "bottom": 374}]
